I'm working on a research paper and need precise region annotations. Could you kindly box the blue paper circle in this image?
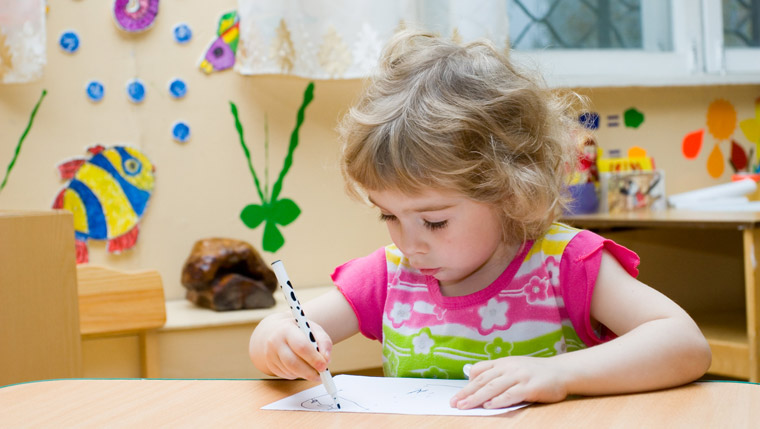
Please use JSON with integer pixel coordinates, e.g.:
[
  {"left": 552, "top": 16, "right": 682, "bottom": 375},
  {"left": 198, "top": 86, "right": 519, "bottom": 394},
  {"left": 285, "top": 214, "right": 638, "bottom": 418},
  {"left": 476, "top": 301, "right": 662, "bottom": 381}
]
[
  {"left": 173, "top": 23, "right": 192, "bottom": 44},
  {"left": 126, "top": 79, "right": 146, "bottom": 103},
  {"left": 86, "top": 81, "right": 105, "bottom": 102},
  {"left": 168, "top": 78, "right": 187, "bottom": 99},
  {"left": 172, "top": 121, "right": 191, "bottom": 143},
  {"left": 59, "top": 31, "right": 80, "bottom": 53},
  {"left": 579, "top": 112, "right": 600, "bottom": 130}
]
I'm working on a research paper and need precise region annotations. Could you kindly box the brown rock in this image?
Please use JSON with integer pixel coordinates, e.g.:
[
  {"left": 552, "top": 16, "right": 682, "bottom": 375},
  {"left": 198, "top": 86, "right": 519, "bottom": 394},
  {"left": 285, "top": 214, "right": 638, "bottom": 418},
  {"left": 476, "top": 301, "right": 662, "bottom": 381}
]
[{"left": 181, "top": 238, "right": 277, "bottom": 311}]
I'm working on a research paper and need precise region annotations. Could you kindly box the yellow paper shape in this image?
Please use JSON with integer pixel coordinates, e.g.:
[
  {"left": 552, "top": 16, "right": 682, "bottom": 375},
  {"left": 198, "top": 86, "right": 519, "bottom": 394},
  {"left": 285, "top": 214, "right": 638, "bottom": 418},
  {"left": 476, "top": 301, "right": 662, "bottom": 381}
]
[
  {"left": 740, "top": 118, "right": 760, "bottom": 143},
  {"left": 706, "top": 99, "right": 737, "bottom": 140},
  {"left": 707, "top": 143, "right": 725, "bottom": 178}
]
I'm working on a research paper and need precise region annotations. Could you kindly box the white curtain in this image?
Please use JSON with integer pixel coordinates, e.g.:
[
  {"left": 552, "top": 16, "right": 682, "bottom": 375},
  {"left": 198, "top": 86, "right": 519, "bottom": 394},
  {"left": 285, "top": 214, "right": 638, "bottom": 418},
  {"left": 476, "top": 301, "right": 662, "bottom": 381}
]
[
  {"left": 236, "top": 0, "right": 509, "bottom": 79},
  {"left": 0, "top": 0, "right": 46, "bottom": 84}
]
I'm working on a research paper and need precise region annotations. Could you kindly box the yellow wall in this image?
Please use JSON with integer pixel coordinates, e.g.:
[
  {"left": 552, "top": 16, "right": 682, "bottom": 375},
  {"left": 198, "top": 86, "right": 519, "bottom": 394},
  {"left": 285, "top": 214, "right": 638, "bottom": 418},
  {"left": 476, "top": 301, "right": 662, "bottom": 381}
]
[{"left": 1, "top": 0, "right": 759, "bottom": 301}]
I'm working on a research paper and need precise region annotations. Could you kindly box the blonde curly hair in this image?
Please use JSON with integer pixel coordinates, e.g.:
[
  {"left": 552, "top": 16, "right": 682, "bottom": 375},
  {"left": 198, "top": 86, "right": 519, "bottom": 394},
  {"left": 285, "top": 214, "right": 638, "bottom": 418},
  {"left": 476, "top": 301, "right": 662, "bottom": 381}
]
[{"left": 339, "top": 29, "right": 581, "bottom": 244}]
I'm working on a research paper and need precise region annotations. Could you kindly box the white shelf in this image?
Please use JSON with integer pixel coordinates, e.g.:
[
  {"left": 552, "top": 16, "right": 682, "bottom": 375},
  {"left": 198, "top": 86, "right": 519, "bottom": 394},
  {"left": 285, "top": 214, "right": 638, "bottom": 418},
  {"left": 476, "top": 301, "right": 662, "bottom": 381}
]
[{"left": 161, "top": 286, "right": 334, "bottom": 331}]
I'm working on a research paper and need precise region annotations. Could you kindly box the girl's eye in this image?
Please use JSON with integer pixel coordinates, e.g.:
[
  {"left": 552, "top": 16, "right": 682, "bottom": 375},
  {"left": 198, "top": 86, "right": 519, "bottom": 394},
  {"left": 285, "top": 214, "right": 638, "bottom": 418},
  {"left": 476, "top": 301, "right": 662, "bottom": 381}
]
[
  {"left": 379, "top": 213, "right": 397, "bottom": 222},
  {"left": 425, "top": 220, "right": 448, "bottom": 230}
]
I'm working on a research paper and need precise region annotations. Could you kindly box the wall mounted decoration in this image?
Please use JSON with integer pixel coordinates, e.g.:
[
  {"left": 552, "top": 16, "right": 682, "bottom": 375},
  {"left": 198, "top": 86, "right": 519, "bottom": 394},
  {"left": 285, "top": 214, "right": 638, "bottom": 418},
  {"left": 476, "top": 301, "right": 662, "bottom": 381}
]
[
  {"left": 199, "top": 11, "right": 239, "bottom": 74},
  {"left": 579, "top": 112, "right": 600, "bottom": 130},
  {"left": 53, "top": 145, "right": 156, "bottom": 264},
  {"left": 739, "top": 97, "right": 760, "bottom": 172},
  {"left": 682, "top": 99, "right": 754, "bottom": 178},
  {"left": 172, "top": 121, "right": 190, "bottom": 143},
  {"left": 0, "top": 89, "right": 47, "bottom": 194},
  {"left": 173, "top": 23, "right": 192, "bottom": 44},
  {"left": 236, "top": 0, "right": 508, "bottom": 79},
  {"left": 623, "top": 108, "right": 645, "bottom": 128},
  {"left": 0, "top": 0, "right": 46, "bottom": 83},
  {"left": 113, "top": 0, "right": 159, "bottom": 33},
  {"left": 230, "top": 82, "right": 314, "bottom": 253},
  {"left": 168, "top": 78, "right": 187, "bottom": 99},
  {"left": 86, "top": 80, "right": 105, "bottom": 102},
  {"left": 59, "top": 31, "right": 80, "bottom": 54},
  {"left": 126, "top": 78, "right": 146, "bottom": 103}
]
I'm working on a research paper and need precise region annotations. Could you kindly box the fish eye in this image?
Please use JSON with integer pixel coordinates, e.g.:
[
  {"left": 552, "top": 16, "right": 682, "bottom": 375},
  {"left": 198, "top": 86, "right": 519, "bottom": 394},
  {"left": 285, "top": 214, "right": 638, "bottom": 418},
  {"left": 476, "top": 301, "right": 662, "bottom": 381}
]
[{"left": 124, "top": 159, "right": 141, "bottom": 175}]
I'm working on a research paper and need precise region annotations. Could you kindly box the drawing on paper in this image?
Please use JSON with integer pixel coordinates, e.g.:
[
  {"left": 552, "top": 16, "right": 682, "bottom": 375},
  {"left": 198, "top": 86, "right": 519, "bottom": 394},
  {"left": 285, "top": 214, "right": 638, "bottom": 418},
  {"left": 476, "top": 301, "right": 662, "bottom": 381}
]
[
  {"left": 262, "top": 374, "right": 528, "bottom": 416},
  {"left": 300, "top": 394, "right": 367, "bottom": 412}
]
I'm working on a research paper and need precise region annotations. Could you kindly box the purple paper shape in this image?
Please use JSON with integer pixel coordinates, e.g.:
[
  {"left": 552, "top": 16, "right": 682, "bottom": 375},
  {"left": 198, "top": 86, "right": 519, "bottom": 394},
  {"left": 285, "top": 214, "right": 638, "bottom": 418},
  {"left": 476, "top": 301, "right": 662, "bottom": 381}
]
[
  {"left": 113, "top": 0, "right": 159, "bottom": 32},
  {"left": 564, "top": 182, "right": 598, "bottom": 215},
  {"left": 204, "top": 37, "right": 236, "bottom": 71}
]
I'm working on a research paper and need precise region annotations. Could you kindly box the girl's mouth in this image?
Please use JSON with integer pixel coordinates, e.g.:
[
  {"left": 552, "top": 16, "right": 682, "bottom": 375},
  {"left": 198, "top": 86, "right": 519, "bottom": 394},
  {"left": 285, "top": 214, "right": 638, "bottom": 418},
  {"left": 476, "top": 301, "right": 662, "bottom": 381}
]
[{"left": 419, "top": 268, "right": 440, "bottom": 276}]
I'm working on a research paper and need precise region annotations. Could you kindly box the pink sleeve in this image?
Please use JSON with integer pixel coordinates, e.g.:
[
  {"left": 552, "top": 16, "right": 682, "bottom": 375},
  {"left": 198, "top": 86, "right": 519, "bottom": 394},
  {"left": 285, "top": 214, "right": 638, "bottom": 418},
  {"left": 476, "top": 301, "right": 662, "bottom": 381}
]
[
  {"left": 330, "top": 247, "right": 387, "bottom": 342},
  {"left": 559, "top": 230, "right": 640, "bottom": 347}
]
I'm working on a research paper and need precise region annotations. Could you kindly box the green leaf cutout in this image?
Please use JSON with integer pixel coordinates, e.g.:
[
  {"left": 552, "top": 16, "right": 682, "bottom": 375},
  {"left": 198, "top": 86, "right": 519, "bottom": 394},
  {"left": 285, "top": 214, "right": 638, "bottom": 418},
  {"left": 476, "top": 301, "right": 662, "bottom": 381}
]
[
  {"left": 271, "top": 198, "right": 300, "bottom": 226},
  {"left": 263, "top": 221, "right": 285, "bottom": 253},
  {"left": 230, "top": 82, "right": 314, "bottom": 252},
  {"left": 240, "top": 204, "right": 267, "bottom": 229}
]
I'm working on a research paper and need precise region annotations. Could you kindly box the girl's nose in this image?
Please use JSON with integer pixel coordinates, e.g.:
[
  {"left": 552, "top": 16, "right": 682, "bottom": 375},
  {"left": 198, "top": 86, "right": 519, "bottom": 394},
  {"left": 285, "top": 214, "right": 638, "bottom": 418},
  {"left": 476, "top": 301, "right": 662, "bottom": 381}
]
[{"left": 398, "top": 228, "right": 427, "bottom": 255}]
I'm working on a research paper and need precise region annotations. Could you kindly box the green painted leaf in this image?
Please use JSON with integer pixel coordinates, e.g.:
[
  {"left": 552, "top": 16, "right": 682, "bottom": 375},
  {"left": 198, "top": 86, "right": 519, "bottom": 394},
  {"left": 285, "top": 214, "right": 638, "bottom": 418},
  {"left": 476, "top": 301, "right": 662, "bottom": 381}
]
[
  {"left": 1, "top": 89, "right": 47, "bottom": 193},
  {"left": 263, "top": 220, "right": 285, "bottom": 252},
  {"left": 271, "top": 198, "right": 300, "bottom": 226},
  {"left": 240, "top": 204, "right": 267, "bottom": 229},
  {"left": 271, "top": 82, "right": 314, "bottom": 202},
  {"left": 230, "top": 101, "right": 267, "bottom": 204}
]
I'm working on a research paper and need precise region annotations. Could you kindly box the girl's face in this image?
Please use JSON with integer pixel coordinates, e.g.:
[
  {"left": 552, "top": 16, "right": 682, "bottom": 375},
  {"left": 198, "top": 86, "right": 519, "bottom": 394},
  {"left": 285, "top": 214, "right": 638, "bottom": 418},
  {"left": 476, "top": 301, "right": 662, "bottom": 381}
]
[{"left": 368, "top": 187, "right": 514, "bottom": 296}]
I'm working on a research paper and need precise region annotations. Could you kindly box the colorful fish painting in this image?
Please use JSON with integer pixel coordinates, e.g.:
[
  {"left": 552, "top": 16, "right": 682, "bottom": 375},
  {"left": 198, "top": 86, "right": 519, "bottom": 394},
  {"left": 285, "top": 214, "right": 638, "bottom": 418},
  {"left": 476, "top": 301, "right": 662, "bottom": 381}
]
[
  {"left": 199, "top": 11, "right": 239, "bottom": 74},
  {"left": 52, "top": 145, "right": 155, "bottom": 264}
]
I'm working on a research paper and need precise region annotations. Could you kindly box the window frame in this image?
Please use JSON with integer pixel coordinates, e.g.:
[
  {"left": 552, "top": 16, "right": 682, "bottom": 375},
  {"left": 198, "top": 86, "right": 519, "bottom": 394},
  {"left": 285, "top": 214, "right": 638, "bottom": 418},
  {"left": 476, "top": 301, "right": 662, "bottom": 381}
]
[{"left": 508, "top": 0, "right": 760, "bottom": 87}]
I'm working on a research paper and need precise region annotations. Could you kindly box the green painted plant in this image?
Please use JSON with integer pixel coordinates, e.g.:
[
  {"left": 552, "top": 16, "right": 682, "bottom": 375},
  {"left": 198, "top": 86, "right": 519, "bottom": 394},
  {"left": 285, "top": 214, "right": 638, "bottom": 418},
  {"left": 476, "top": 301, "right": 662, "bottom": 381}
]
[
  {"left": 230, "top": 82, "right": 314, "bottom": 252},
  {"left": 1, "top": 89, "right": 47, "bottom": 194}
]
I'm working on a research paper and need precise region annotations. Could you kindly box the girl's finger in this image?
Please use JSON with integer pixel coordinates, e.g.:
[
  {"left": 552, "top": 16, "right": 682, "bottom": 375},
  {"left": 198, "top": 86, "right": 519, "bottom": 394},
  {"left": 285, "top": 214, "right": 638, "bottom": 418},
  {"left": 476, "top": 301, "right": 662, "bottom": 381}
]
[
  {"left": 454, "top": 372, "right": 518, "bottom": 410},
  {"left": 482, "top": 384, "right": 527, "bottom": 409},
  {"left": 449, "top": 361, "right": 495, "bottom": 406}
]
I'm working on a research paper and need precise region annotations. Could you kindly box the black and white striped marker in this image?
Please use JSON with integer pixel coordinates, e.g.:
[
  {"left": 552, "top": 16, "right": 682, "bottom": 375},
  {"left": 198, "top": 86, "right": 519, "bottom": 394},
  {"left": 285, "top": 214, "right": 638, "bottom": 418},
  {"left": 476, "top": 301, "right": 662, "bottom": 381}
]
[{"left": 271, "top": 260, "right": 341, "bottom": 410}]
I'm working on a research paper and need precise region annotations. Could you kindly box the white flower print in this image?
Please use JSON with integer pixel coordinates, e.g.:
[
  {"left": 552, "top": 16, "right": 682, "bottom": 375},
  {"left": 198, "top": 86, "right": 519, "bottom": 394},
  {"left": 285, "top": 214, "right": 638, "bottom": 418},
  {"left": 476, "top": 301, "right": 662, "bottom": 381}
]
[
  {"left": 412, "top": 331, "right": 434, "bottom": 355},
  {"left": 413, "top": 301, "right": 446, "bottom": 320},
  {"left": 478, "top": 298, "right": 508, "bottom": 330},
  {"left": 389, "top": 302, "right": 412, "bottom": 324}
]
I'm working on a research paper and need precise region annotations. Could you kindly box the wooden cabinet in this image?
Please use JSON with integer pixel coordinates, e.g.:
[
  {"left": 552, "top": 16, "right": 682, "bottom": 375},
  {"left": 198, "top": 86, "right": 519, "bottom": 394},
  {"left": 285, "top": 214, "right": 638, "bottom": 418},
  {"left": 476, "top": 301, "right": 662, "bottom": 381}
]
[{"left": 563, "top": 209, "right": 760, "bottom": 382}]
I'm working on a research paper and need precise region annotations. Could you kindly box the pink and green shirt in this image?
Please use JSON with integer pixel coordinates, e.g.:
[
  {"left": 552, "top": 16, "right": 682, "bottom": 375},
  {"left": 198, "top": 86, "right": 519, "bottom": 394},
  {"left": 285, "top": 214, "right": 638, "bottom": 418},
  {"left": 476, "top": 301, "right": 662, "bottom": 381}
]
[{"left": 332, "top": 223, "right": 639, "bottom": 379}]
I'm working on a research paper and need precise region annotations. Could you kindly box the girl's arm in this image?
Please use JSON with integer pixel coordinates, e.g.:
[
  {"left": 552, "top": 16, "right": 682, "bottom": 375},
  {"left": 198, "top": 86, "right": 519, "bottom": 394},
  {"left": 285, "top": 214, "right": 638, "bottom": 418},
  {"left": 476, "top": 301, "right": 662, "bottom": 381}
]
[
  {"left": 249, "top": 289, "right": 359, "bottom": 381},
  {"left": 451, "top": 250, "right": 712, "bottom": 409}
]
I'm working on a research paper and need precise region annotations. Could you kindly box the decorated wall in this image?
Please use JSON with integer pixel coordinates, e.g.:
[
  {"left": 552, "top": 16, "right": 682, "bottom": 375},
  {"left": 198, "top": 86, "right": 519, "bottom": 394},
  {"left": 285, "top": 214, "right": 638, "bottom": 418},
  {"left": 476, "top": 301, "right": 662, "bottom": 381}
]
[{"left": 1, "top": 0, "right": 759, "bottom": 300}]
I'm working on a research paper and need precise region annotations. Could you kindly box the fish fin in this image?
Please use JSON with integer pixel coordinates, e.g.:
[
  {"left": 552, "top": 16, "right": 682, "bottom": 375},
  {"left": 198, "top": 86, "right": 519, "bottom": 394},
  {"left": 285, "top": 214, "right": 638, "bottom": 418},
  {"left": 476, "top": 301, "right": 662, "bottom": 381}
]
[
  {"left": 75, "top": 240, "right": 89, "bottom": 264},
  {"left": 87, "top": 144, "right": 106, "bottom": 155},
  {"left": 57, "top": 159, "right": 86, "bottom": 180},
  {"left": 52, "top": 188, "right": 66, "bottom": 209},
  {"left": 107, "top": 224, "right": 139, "bottom": 254}
]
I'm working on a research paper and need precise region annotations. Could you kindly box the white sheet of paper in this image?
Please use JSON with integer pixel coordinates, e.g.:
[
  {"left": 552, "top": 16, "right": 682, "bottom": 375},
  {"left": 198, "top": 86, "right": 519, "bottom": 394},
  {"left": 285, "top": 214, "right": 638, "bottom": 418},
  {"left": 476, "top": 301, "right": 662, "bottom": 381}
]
[{"left": 262, "top": 375, "right": 529, "bottom": 416}]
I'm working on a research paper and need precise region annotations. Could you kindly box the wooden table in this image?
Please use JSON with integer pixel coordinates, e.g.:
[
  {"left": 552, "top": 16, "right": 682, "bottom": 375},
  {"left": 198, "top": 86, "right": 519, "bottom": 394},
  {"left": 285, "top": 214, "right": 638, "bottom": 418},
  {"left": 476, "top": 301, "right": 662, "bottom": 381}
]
[
  {"left": 1, "top": 378, "right": 758, "bottom": 428},
  {"left": 562, "top": 209, "right": 760, "bottom": 382}
]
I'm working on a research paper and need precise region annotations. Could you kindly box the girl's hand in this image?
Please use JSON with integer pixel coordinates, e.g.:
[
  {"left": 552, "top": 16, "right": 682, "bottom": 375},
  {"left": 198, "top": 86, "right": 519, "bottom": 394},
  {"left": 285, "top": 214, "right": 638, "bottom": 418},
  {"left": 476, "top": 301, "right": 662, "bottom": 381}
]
[
  {"left": 256, "top": 313, "right": 334, "bottom": 382},
  {"left": 249, "top": 290, "right": 359, "bottom": 381},
  {"left": 449, "top": 356, "right": 568, "bottom": 409}
]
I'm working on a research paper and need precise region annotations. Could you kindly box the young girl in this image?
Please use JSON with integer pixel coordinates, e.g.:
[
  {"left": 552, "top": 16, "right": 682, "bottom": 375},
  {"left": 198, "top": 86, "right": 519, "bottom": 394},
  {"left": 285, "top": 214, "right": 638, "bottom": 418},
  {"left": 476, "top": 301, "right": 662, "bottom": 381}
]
[{"left": 249, "top": 30, "right": 711, "bottom": 410}]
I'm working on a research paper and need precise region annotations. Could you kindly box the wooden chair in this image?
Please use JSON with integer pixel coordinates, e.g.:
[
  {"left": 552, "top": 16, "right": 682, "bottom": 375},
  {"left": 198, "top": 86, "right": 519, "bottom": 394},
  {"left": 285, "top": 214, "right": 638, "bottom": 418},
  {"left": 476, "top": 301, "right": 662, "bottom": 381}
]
[
  {"left": 0, "top": 211, "right": 82, "bottom": 386},
  {"left": 77, "top": 265, "right": 166, "bottom": 378}
]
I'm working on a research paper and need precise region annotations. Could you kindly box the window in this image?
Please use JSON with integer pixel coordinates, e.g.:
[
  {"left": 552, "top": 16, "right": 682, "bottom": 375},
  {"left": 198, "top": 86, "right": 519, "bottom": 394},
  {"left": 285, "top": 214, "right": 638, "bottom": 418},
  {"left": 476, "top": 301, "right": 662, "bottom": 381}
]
[
  {"left": 716, "top": 0, "right": 760, "bottom": 73},
  {"left": 507, "top": 0, "right": 760, "bottom": 87}
]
